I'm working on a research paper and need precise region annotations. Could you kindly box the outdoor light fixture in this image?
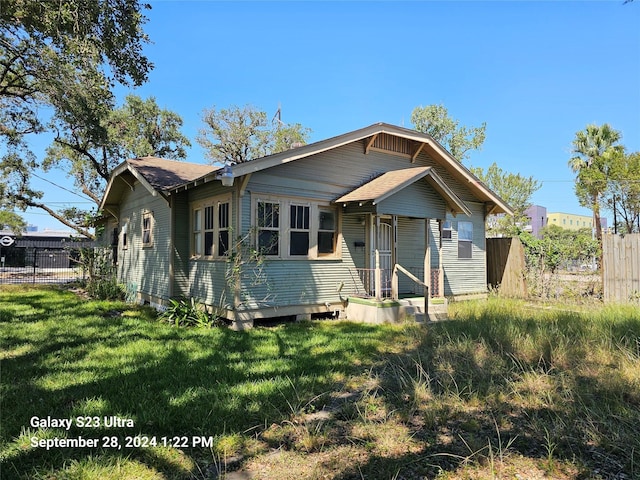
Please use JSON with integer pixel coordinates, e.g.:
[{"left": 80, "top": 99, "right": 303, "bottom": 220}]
[{"left": 218, "top": 164, "right": 234, "bottom": 187}]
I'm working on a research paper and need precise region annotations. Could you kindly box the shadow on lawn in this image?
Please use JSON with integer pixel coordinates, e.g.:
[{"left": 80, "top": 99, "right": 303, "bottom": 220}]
[
  {"left": 1, "top": 289, "right": 396, "bottom": 479},
  {"left": 3, "top": 289, "right": 639, "bottom": 479}
]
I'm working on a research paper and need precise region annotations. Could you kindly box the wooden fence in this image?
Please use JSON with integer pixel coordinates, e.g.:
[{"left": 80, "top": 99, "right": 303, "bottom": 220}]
[
  {"left": 602, "top": 234, "right": 640, "bottom": 304},
  {"left": 486, "top": 237, "right": 527, "bottom": 298}
]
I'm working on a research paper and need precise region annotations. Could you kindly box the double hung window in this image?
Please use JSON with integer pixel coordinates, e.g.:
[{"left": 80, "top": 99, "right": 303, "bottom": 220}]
[
  {"left": 257, "top": 200, "right": 280, "bottom": 256},
  {"left": 457, "top": 221, "right": 473, "bottom": 259},
  {"left": 142, "top": 211, "right": 153, "bottom": 247},
  {"left": 290, "top": 204, "right": 310, "bottom": 256},
  {"left": 192, "top": 195, "right": 231, "bottom": 258}
]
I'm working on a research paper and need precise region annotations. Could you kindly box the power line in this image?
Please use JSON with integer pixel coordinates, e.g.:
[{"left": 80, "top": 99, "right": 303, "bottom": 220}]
[{"left": 30, "top": 172, "right": 95, "bottom": 202}]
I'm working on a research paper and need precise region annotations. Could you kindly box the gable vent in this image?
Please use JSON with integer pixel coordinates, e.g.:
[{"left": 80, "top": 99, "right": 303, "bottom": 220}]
[{"left": 371, "top": 133, "right": 413, "bottom": 156}]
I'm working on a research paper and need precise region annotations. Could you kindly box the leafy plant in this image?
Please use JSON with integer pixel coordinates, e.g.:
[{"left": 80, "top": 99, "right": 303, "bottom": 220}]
[{"left": 159, "top": 297, "right": 222, "bottom": 328}]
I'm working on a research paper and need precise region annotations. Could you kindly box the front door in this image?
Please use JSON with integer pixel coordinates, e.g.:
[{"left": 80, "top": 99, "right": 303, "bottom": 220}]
[{"left": 370, "top": 217, "right": 393, "bottom": 294}]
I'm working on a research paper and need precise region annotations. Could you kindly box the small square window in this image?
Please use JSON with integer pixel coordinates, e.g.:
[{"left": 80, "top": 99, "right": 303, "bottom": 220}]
[{"left": 442, "top": 220, "right": 452, "bottom": 240}]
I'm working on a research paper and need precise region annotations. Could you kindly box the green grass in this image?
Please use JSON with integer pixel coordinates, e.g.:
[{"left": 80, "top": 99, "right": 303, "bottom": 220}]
[
  {"left": 0, "top": 285, "right": 405, "bottom": 479},
  {"left": 2, "top": 286, "right": 639, "bottom": 479}
]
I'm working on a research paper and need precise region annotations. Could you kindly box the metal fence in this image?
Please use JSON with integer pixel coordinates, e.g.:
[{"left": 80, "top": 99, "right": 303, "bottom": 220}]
[{"left": 0, "top": 240, "right": 95, "bottom": 285}]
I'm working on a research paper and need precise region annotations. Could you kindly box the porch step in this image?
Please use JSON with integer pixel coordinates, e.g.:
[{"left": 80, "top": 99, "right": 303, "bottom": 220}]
[{"left": 398, "top": 297, "right": 448, "bottom": 322}]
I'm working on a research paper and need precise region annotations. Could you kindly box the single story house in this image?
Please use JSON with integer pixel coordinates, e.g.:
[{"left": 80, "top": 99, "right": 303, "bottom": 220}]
[{"left": 100, "top": 123, "right": 512, "bottom": 328}]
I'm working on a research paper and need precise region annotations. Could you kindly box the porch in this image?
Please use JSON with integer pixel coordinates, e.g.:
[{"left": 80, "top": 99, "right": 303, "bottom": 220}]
[{"left": 344, "top": 256, "right": 448, "bottom": 323}]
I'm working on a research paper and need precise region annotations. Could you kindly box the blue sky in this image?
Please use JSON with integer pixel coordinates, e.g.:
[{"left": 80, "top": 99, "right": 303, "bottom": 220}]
[{"left": 23, "top": 0, "right": 640, "bottom": 231}]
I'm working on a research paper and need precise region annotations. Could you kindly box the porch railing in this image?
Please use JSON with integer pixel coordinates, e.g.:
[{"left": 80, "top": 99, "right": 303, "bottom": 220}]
[
  {"left": 352, "top": 266, "right": 442, "bottom": 299},
  {"left": 352, "top": 268, "right": 393, "bottom": 298}
]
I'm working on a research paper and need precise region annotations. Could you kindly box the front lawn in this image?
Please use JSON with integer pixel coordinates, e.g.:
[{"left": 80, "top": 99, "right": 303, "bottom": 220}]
[
  {"left": 1, "top": 286, "right": 405, "bottom": 479},
  {"left": 2, "top": 286, "right": 639, "bottom": 479}
]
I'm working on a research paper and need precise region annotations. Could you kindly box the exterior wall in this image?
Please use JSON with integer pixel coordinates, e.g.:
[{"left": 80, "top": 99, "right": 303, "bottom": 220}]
[
  {"left": 440, "top": 202, "right": 487, "bottom": 297},
  {"left": 378, "top": 181, "right": 446, "bottom": 219},
  {"left": 116, "top": 185, "right": 172, "bottom": 306},
  {"left": 228, "top": 143, "right": 489, "bottom": 313},
  {"left": 171, "top": 193, "right": 191, "bottom": 298},
  {"left": 524, "top": 205, "right": 547, "bottom": 238},
  {"left": 185, "top": 182, "right": 236, "bottom": 310},
  {"left": 547, "top": 212, "right": 605, "bottom": 231},
  {"left": 397, "top": 218, "right": 427, "bottom": 294},
  {"left": 248, "top": 142, "right": 474, "bottom": 204}
]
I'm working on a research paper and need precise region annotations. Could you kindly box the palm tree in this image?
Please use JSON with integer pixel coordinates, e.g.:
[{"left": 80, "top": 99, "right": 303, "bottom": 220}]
[{"left": 569, "top": 124, "right": 622, "bottom": 257}]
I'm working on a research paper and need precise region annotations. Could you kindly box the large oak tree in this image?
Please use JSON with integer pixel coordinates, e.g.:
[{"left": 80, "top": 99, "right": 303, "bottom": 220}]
[{"left": 0, "top": 0, "right": 156, "bottom": 235}]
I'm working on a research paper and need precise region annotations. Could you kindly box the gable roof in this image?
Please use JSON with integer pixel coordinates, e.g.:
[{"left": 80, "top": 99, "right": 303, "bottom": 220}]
[
  {"left": 101, "top": 124, "right": 513, "bottom": 217},
  {"left": 100, "top": 157, "right": 217, "bottom": 212},
  {"left": 125, "top": 157, "right": 216, "bottom": 192},
  {"left": 334, "top": 166, "right": 472, "bottom": 216},
  {"left": 184, "top": 123, "right": 512, "bottom": 215}
]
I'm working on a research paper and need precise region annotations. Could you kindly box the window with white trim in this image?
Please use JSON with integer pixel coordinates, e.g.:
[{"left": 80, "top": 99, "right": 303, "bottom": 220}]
[
  {"left": 458, "top": 221, "right": 473, "bottom": 259},
  {"left": 441, "top": 220, "right": 452, "bottom": 240},
  {"left": 253, "top": 196, "right": 340, "bottom": 259},
  {"left": 257, "top": 200, "right": 280, "bottom": 256},
  {"left": 192, "top": 195, "right": 232, "bottom": 258},
  {"left": 290, "top": 203, "right": 310, "bottom": 256},
  {"left": 142, "top": 211, "right": 153, "bottom": 247},
  {"left": 318, "top": 208, "right": 337, "bottom": 255}
]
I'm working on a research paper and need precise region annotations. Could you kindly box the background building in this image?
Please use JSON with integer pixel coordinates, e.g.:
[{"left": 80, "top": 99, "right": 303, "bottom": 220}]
[
  {"left": 547, "top": 212, "right": 607, "bottom": 232},
  {"left": 524, "top": 205, "right": 547, "bottom": 238}
]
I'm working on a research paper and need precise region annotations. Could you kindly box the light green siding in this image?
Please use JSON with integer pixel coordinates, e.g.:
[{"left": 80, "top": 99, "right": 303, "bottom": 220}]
[
  {"left": 378, "top": 182, "right": 446, "bottom": 219},
  {"left": 441, "top": 202, "right": 487, "bottom": 296},
  {"left": 171, "top": 193, "right": 190, "bottom": 297},
  {"left": 117, "top": 184, "right": 172, "bottom": 304},
  {"left": 397, "top": 218, "right": 427, "bottom": 294},
  {"left": 186, "top": 183, "right": 237, "bottom": 308}
]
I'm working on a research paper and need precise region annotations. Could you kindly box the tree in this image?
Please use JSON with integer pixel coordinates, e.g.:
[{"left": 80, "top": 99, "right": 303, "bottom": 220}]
[
  {"left": 411, "top": 104, "right": 486, "bottom": 162},
  {"left": 471, "top": 162, "right": 541, "bottom": 236},
  {"left": 4, "top": 93, "right": 190, "bottom": 238},
  {"left": 569, "top": 124, "right": 623, "bottom": 246},
  {"left": 197, "top": 105, "right": 311, "bottom": 165},
  {"left": 605, "top": 150, "right": 640, "bottom": 234},
  {"left": 1, "top": 0, "right": 153, "bottom": 232}
]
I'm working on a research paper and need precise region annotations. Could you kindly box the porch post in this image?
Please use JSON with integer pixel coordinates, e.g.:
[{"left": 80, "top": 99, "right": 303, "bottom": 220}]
[
  {"left": 424, "top": 218, "right": 431, "bottom": 298},
  {"left": 375, "top": 249, "right": 382, "bottom": 301},
  {"left": 438, "top": 219, "right": 444, "bottom": 297}
]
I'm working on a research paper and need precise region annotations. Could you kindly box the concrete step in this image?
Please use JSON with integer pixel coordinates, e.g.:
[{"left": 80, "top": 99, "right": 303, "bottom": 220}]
[{"left": 398, "top": 297, "right": 448, "bottom": 322}]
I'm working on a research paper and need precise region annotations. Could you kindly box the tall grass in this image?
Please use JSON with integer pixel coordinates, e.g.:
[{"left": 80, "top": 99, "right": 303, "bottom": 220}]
[{"left": 373, "top": 298, "right": 640, "bottom": 478}]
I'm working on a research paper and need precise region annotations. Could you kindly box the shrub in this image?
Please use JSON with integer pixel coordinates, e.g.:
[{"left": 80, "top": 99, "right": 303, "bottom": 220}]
[{"left": 159, "top": 297, "right": 223, "bottom": 328}]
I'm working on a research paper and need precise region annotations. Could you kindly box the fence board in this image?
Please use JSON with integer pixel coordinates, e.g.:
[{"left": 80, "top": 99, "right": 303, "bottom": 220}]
[
  {"left": 486, "top": 237, "right": 527, "bottom": 298},
  {"left": 603, "top": 234, "right": 640, "bottom": 304}
]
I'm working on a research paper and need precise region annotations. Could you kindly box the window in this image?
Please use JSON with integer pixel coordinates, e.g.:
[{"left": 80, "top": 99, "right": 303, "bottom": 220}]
[
  {"left": 142, "top": 212, "right": 153, "bottom": 247},
  {"left": 192, "top": 196, "right": 231, "bottom": 258},
  {"left": 290, "top": 204, "right": 310, "bottom": 256},
  {"left": 253, "top": 196, "right": 340, "bottom": 259},
  {"left": 318, "top": 209, "right": 336, "bottom": 255},
  {"left": 441, "top": 220, "right": 452, "bottom": 240},
  {"left": 458, "top": 221, "right": 473, "bottom": 259},
  {"left": 204, "top": 205, "right": 215, "bottom": 255},
  {"left": 122, "top": 222, "right": 128, "bottom": 250},
  {"left": 193, "top": 209, "right": 202, "bottom": 255},
  {"left": 218, "top": 202, "right": 230, "bottom": 256},
  {"left": 257, "top": 200, "right": 280, "bottom": 256}
]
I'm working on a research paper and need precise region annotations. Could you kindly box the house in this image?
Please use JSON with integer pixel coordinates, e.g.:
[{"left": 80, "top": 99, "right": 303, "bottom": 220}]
[{"left": 100, "top": 123, "right": 512, "bottom": 328}]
